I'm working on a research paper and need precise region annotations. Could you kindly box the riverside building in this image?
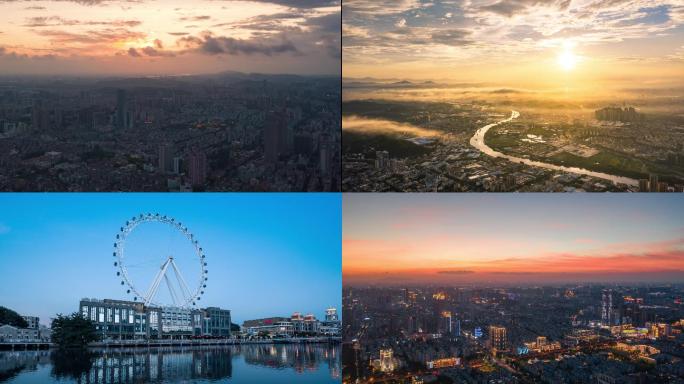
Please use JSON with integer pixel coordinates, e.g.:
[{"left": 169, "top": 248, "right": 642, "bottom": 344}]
[{"left": 79, "top": 298, "right": 231, "bottom": 340}]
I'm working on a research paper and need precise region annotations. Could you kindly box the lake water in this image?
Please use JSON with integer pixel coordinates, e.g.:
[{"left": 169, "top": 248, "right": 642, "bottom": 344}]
[{"left": 0, "top": 344, "right": 340, "bottom": 383}]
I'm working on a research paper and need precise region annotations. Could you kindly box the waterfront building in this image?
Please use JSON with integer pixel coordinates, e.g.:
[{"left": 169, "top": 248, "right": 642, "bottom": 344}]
[
  {"left": 79, "top": 298, "right": 230, "bottom": 340},
  {"left": 201, "top": 307, "right": 232, "bottom": 337},
  {"left": 325, "top": 307, "right": 339, "bottom": 322},
  {"left": 291, "top": 312, "right": 319, "bottom": 335},
  {"left": 242, "top": 317, "right": 292, "bottom": 337},
  {"left": 320, "top": 307, "right": 341, "bottom": 336},
  {"left": 0, "top": 324, "right": 40, "bottom": 342},
  {"left": 21, "top": 316, "right": 39, "bottom": 330},
  {"left": 243, "top": 309, "right": 339, "bottom": 337}
]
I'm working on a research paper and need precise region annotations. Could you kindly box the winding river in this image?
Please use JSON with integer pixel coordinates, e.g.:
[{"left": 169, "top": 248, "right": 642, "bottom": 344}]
[{"left": 469, "top": 110, "right": 639, "bottom": 187}]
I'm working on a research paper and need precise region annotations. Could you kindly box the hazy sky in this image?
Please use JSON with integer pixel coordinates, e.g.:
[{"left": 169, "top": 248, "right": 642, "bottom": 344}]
[
  {"left": 0, "top": 193, "right": 341, "bottom": 326},
  {"left": 343, "top": 0, "right": 684, "bottom": 87},
  {"left": 0, "top": 0, "right": 340, "bottom": 76},
  {"left": 343, "top": 194, "right": 684, "bottom": 285}
]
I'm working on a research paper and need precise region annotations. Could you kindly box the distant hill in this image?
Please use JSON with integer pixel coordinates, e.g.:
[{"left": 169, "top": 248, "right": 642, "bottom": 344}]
[{"left": 0, "top": 306, "right": 28, "bottom": 328}]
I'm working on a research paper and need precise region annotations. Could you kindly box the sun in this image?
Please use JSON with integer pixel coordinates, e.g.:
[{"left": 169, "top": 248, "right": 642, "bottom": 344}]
[
  {"left": 557, "top": 41, "right": 578, "bottom": 71},
  {"left": 558, "top": 50, "right": 577, "bottom": 71}
]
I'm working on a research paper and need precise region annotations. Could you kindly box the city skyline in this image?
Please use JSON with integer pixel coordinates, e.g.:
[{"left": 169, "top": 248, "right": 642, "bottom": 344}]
[
  {"left": 343, "top": 194, "right": 684, "bottom": 285},
  {"left": 0, "top": 193, "right": 342, "bottom": 325},
  {"left": 0, "top": 0, "right": 340, "bottom": 76},
  {"left": 343, "top": 0, "right": 684, "bottom": 89}
]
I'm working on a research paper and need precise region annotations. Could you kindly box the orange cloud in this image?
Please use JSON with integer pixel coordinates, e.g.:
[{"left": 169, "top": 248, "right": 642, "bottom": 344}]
[{"left": 343, "top": 236, "right": 684, "bottom": 282}]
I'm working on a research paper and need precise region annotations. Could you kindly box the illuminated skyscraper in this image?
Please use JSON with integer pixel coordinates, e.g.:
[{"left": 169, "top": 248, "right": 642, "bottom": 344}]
[
  {"left": 489, "top": 325, "right": 507, "bottom": 351},
  {"left": 440, "top": 311, "right": 452, "bottom": 334},
  {"left": 602, "top": 289, "right": 614, "bottom": 326},
  {"left": 379, "top": 349, "right": 395, "bottom": 373}
]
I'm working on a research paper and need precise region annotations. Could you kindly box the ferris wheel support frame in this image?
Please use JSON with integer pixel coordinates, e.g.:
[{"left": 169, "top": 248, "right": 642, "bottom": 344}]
[{"left": 113, "top": 213, "right": 208, "bottom": 308}]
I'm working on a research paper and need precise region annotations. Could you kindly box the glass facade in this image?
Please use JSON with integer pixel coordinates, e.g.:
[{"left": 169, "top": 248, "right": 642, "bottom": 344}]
[{"left": 78, "top": 298, "right": 231, "bottom": 340}]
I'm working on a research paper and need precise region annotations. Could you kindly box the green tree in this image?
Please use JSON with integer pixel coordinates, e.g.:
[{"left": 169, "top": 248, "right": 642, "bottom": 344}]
[
  {"left": 51, "top": 313, "right": 100, "bottom": 348},
  {"left": 0, "top": 306, "right": 28, "bottom": 328}
]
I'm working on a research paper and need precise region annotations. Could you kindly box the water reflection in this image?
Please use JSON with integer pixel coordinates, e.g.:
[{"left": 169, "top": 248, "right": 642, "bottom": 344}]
[{"left": 0, "top": 344, "right": 340, "bottom": 383}]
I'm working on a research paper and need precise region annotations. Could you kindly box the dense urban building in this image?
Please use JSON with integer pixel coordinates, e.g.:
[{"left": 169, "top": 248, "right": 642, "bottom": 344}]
[
  {"left": 0, "top": 73, "right": 340, "bottom": 192},
  {"left": 342, "top": 285, "right": 684, "bottom": 383}
]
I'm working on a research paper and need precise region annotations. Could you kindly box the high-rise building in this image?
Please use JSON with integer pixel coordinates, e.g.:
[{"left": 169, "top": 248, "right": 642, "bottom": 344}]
[
  {"left": 173, "top": 156, "right": 184, "bottom": 175},
  {"left": 31, "top": 100, "right": 49, "bottom": 131},
  {"left": 602, "top": 289, "right": 614, "bottom": 326},
  {"left": 440, "top": 311, "right": 452, "bottom": 334},
  {"left": 649, "top": 174, "right": 659, "bottom": 192},
  {"left": 379, "top": 348, "right": 395, "bottom": 372},
  {"left": 375, "top": 151, "right": 390, "bottom": 170},
  {"left": 536, "top": 336, "right": 547, "bottom": 349},
  {"left": 489, "top": 325, "right": 507, "bottom": 351},
  {"left": 188, "top": 148, "right": 207, "bottom": 187},
  {"left": 158, "top": 143, "right": 175, "bottom": 174},
  {"left": 319, "top": 134, "right": 333, "bottom": 175},
  {"left": 115, "top": 89, "right": 130, "bottom": 129},
  {"left": 454, "top": 319, "right": 461, "bottom": 337},
  {"left": 264, "top": 110, "right": 288, "bottom": 163}
]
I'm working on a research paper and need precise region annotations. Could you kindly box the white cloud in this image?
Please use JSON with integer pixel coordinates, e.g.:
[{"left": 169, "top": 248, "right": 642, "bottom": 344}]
[{"left": 344, "top": 0, "right": 684, "bottom": 67}]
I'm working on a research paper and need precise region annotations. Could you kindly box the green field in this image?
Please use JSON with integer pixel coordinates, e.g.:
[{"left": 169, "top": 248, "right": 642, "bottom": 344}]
[{"left": 343, "top": 130, "right": 433, "bottom": 159}]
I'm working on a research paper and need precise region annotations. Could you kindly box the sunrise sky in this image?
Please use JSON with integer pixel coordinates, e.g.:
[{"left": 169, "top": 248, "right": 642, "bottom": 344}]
[
  {"left": 343, "top": 0, "right": 684, "bottom": 87},
  {"left": 343, "top": 194, "right": 684, "bottom": 285},
  {"left": 0, "top": 0, "right": 340, "bottom": 76}
]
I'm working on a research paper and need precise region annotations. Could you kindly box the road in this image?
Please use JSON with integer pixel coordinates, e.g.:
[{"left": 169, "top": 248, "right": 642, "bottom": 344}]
[{"left": 469, "top": 110, "right": 639, "bottom": 187}]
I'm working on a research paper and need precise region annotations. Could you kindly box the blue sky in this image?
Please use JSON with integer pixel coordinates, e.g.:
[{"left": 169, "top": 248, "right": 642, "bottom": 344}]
[{"left": 0, "top": 193, "right": 341, "bottom": 326}]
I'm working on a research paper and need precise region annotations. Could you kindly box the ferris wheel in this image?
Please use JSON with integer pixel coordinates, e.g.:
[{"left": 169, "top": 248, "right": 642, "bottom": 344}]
[{"left": 113, "top": 213, "right": 208, "bottom": 308}]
